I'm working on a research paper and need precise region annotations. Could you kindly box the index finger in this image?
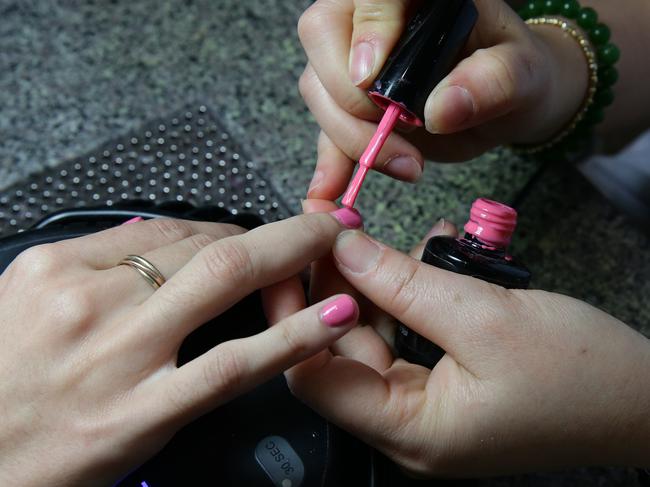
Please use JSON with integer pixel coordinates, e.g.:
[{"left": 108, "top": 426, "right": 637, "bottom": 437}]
[
  {"left": 58, "top": 218, "right": 245, "bottom": 268},
  {"left": 331, "top": 230, "right": 512, "bottom": 358},
  {"left": 141, "top": 209, "right": 363, "bottom": 337},
  {"left": 297, "top": 0, "right": 376, "bottom": 121}
]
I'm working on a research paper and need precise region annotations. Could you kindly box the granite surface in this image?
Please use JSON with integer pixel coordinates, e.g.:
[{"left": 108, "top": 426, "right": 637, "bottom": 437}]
[{"left": 0, "top": 0, "right": 648, "bottom": 485}]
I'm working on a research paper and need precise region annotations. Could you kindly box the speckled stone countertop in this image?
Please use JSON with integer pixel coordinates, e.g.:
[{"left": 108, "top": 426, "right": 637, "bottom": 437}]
[{"left": 0, "top": 1, "right": 648, "bottom": 485}]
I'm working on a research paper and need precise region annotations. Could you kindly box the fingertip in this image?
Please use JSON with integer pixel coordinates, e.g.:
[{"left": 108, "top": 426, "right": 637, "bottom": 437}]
[
  {"left": 319, "top": 294, "right": 359, "bottom": 329},
  {"left": 424, "top": 218, "right": 459, "bottom": 240},
  {"left": 425, "top": 85, "right": 476, "bottom": 134},
  {"left": 382, "top": 155, "right": 423, "bottom": 183}
]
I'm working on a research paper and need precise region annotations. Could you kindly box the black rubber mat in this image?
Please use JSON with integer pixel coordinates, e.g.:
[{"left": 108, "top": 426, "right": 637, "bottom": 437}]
[{"left": 0, "top": 104, "right": 292, "bottom": 237}]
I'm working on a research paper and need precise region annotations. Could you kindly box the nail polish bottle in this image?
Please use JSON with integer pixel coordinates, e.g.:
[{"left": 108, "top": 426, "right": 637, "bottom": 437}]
[{"left": 395, "top": 198, "right": 532, "bottom": 369}]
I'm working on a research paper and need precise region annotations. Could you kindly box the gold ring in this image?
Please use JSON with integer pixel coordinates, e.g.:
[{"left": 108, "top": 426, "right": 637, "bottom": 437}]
[{"left": 118, "top": 255, "right": 166, "bottom": 290}]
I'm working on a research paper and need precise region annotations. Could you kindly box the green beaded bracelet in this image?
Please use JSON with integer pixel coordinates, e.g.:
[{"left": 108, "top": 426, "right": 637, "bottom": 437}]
[{"left": 516, "top": 0, "right": 620, "bottom": 158}]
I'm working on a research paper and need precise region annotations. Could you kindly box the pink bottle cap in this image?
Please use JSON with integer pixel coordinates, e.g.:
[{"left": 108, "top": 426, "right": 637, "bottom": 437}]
[{"left": 463, "top": 198, "right": 518, "bottom": 248}]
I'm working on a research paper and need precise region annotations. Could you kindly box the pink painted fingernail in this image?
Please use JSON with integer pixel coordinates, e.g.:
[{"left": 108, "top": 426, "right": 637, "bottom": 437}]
[
  {"left": 349, "top": 42, "right": 375, "bottom": 86},
  {"left": 320, "top": 295, "right": 358, "bottom": 327},
  {"left": 330, "top": 207, "right": 363, "bottom": 229},
  {"left": 122, "top": 216, "right": 143, "bottom": 225}
]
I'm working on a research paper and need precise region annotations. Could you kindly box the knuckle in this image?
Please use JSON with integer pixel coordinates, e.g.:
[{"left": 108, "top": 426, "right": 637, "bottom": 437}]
[
  {"left": 12, "top": 243, "right": 63, "bottom": 279},
  {"left": 298, "top": 66, "right": 316, "bottom": 102},
  {"left": 466, "top": 284, "right": 521, "bottom": 341},
  {"left": 205, "top": 344, "right": 247, "bottom": 399},
  {"left": 479, "top": 47, "right": 540, "bottom": 109},
  {"left": 478, "top": 49, "right": 518, "bottom": 108},
  {"left": 509, "top": 47, "right": 541, "bottom": 96},
  {"left": 278, "top": 320, "right": 308, "bottom": 358},
  {"left": 385, "top": 259, "right": 422, "bottom": 320},
  {"left": 47, "top": 285, "right": 97, "bottom": 331},
  {"left": 339, "top": 89, "right": 373, "bottom": 119},
  {"left": 295, "top": 214, "right": 332, "bottom": 242},
  {"left": 353, "top": 1, "right": 400, "bottom": 26},
  {"left": 187, "top": 233, "right": 217, "bottom": 252},
  {"left": 297, "top": 3, "right": 323, "bottom": 44},
  {"left": 149, "top": 218, "right": 194, "bottom": 244},
  {"left": 201, "top": 238, "right": 254, "bottom": 284}
]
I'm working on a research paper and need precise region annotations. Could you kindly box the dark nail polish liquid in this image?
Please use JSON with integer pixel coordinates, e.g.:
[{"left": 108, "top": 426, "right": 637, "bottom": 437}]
[{"left": 395, "top": 198, "right": 532, "bottom": 369}]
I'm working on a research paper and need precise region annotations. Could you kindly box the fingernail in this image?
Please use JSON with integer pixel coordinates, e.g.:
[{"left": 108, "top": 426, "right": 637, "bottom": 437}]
[
  {"left": 320, "top": 295, "right": 358, "bottom": 327},
  {"left": 330, "top": 207, "right": 363, "bottom": 229},
  {"left": 121, "top": 216, "right": 143, "bottom": 225},
  {"left": 427, "top": 85, "right": 475, "bottom": 134},
  {"left": 424, "top": 218, "right": 446, "bottom": 239},
  {"left": 384, "top": 156, "right": 423, "bottom": 182},
  {"left": 349, "top": 42, "right": 375, "bottom": 86},
  {"left": 307, "top": 170, "right": 324, "bottom": 196},
  {"left": 334, "top": 230, "right": 381, "bottom": 273}
]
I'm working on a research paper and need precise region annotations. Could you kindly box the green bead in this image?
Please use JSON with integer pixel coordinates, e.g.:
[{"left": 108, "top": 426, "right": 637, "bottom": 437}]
[
  {"left": 598, "top": 66, "right": 619, "bottom": 88},
  {"left": 560, "top": 0, "right": 580, "bottom": 18},
  {"left": 521, "top": 0, "right": 543, "bottom": 18},
  {"left": 598, "top": 43, "right": 620, "bottom": 65},
  {"left": 577, "top": 7, "right": 598, "bottom": 29},
  {"left": 590, "top": 23, "right": 611, "bottom": 45},
  {"left": 543, "top": 0, "right": 562, "bottom": 14},
  {"left": 595, "top": 88, "right": 614, "bottom": 107}
]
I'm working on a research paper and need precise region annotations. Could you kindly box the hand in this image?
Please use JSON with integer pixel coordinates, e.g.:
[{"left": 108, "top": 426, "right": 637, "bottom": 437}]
[
  {"left": 279, "top": 202, "right": 650, "bottom": 477},
  {"left": 0, "top": 210, "right": 362, "bottom": 487},
  {"left": 298, "top": 0, "right": 590, "bottom": 199}
]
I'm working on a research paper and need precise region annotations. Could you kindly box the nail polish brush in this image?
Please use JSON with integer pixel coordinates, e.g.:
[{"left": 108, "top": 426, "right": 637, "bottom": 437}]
[{"left": 342, "top": 0, "right": 479, "bottom": 208}]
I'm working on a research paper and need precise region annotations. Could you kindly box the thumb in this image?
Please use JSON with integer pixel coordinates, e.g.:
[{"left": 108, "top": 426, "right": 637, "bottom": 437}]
[
  {"left": 424, "top": 41, "right": 546, "bottom": 135},
  {"left": 349, "top": 0, "right": 411, "bottom": 87}
]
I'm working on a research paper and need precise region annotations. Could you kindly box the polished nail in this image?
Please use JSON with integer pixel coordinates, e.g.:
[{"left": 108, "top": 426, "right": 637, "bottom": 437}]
[
  {"left": 349, "top": 42, "right": 375, "bottom": 86},
  {"left": 427, "top": 85, "right": 475, "bottom": 134},
  {"left": 330, "top": 207, "right": 363, "bottom": 229},
  {"left": 307, "top": 170, "right": 324, "bottom": 196},
  {"left": 334, "top": 230, "right": 381, "bottom": 273},
  {"left": 384, "top": 156, "right": 423, "bottom": 182},
  {"left": 320, "top": 295, "right": 358, "bottom": 327},
  {"left": 122, "top": 216, "right": 143, "bottom": 225}
]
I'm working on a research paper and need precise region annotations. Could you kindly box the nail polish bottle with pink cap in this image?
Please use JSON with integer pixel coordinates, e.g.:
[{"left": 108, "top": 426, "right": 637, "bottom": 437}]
[{"left": 396, "top": 198, "right": 532, "bottom": 369}]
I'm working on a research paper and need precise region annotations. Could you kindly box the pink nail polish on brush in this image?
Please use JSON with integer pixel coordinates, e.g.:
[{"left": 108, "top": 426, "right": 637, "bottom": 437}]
[{"left": 341, "top": 0, "right": 478, "bottom": 208}]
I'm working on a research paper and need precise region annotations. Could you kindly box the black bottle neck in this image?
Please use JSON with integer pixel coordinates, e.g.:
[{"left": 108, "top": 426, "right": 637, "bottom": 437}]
[{"left": 461, "top": 233, "right": 508, "bottom": 258}]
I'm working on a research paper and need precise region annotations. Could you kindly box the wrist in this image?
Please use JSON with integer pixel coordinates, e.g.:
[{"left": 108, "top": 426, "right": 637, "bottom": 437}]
[{"left": 523, "top": 22, "right": 590, "bottom": 145}]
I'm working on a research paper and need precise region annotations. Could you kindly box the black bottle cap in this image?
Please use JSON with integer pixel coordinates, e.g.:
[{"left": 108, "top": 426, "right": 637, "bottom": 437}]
[{"left": 369, "top": 0, "right": 478, "bottom": 126}]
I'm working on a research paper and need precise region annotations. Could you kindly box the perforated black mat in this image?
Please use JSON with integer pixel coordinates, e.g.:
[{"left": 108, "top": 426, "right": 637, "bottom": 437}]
[{"left": 0, "top": 105, "right": 292, "bottom": 237}]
